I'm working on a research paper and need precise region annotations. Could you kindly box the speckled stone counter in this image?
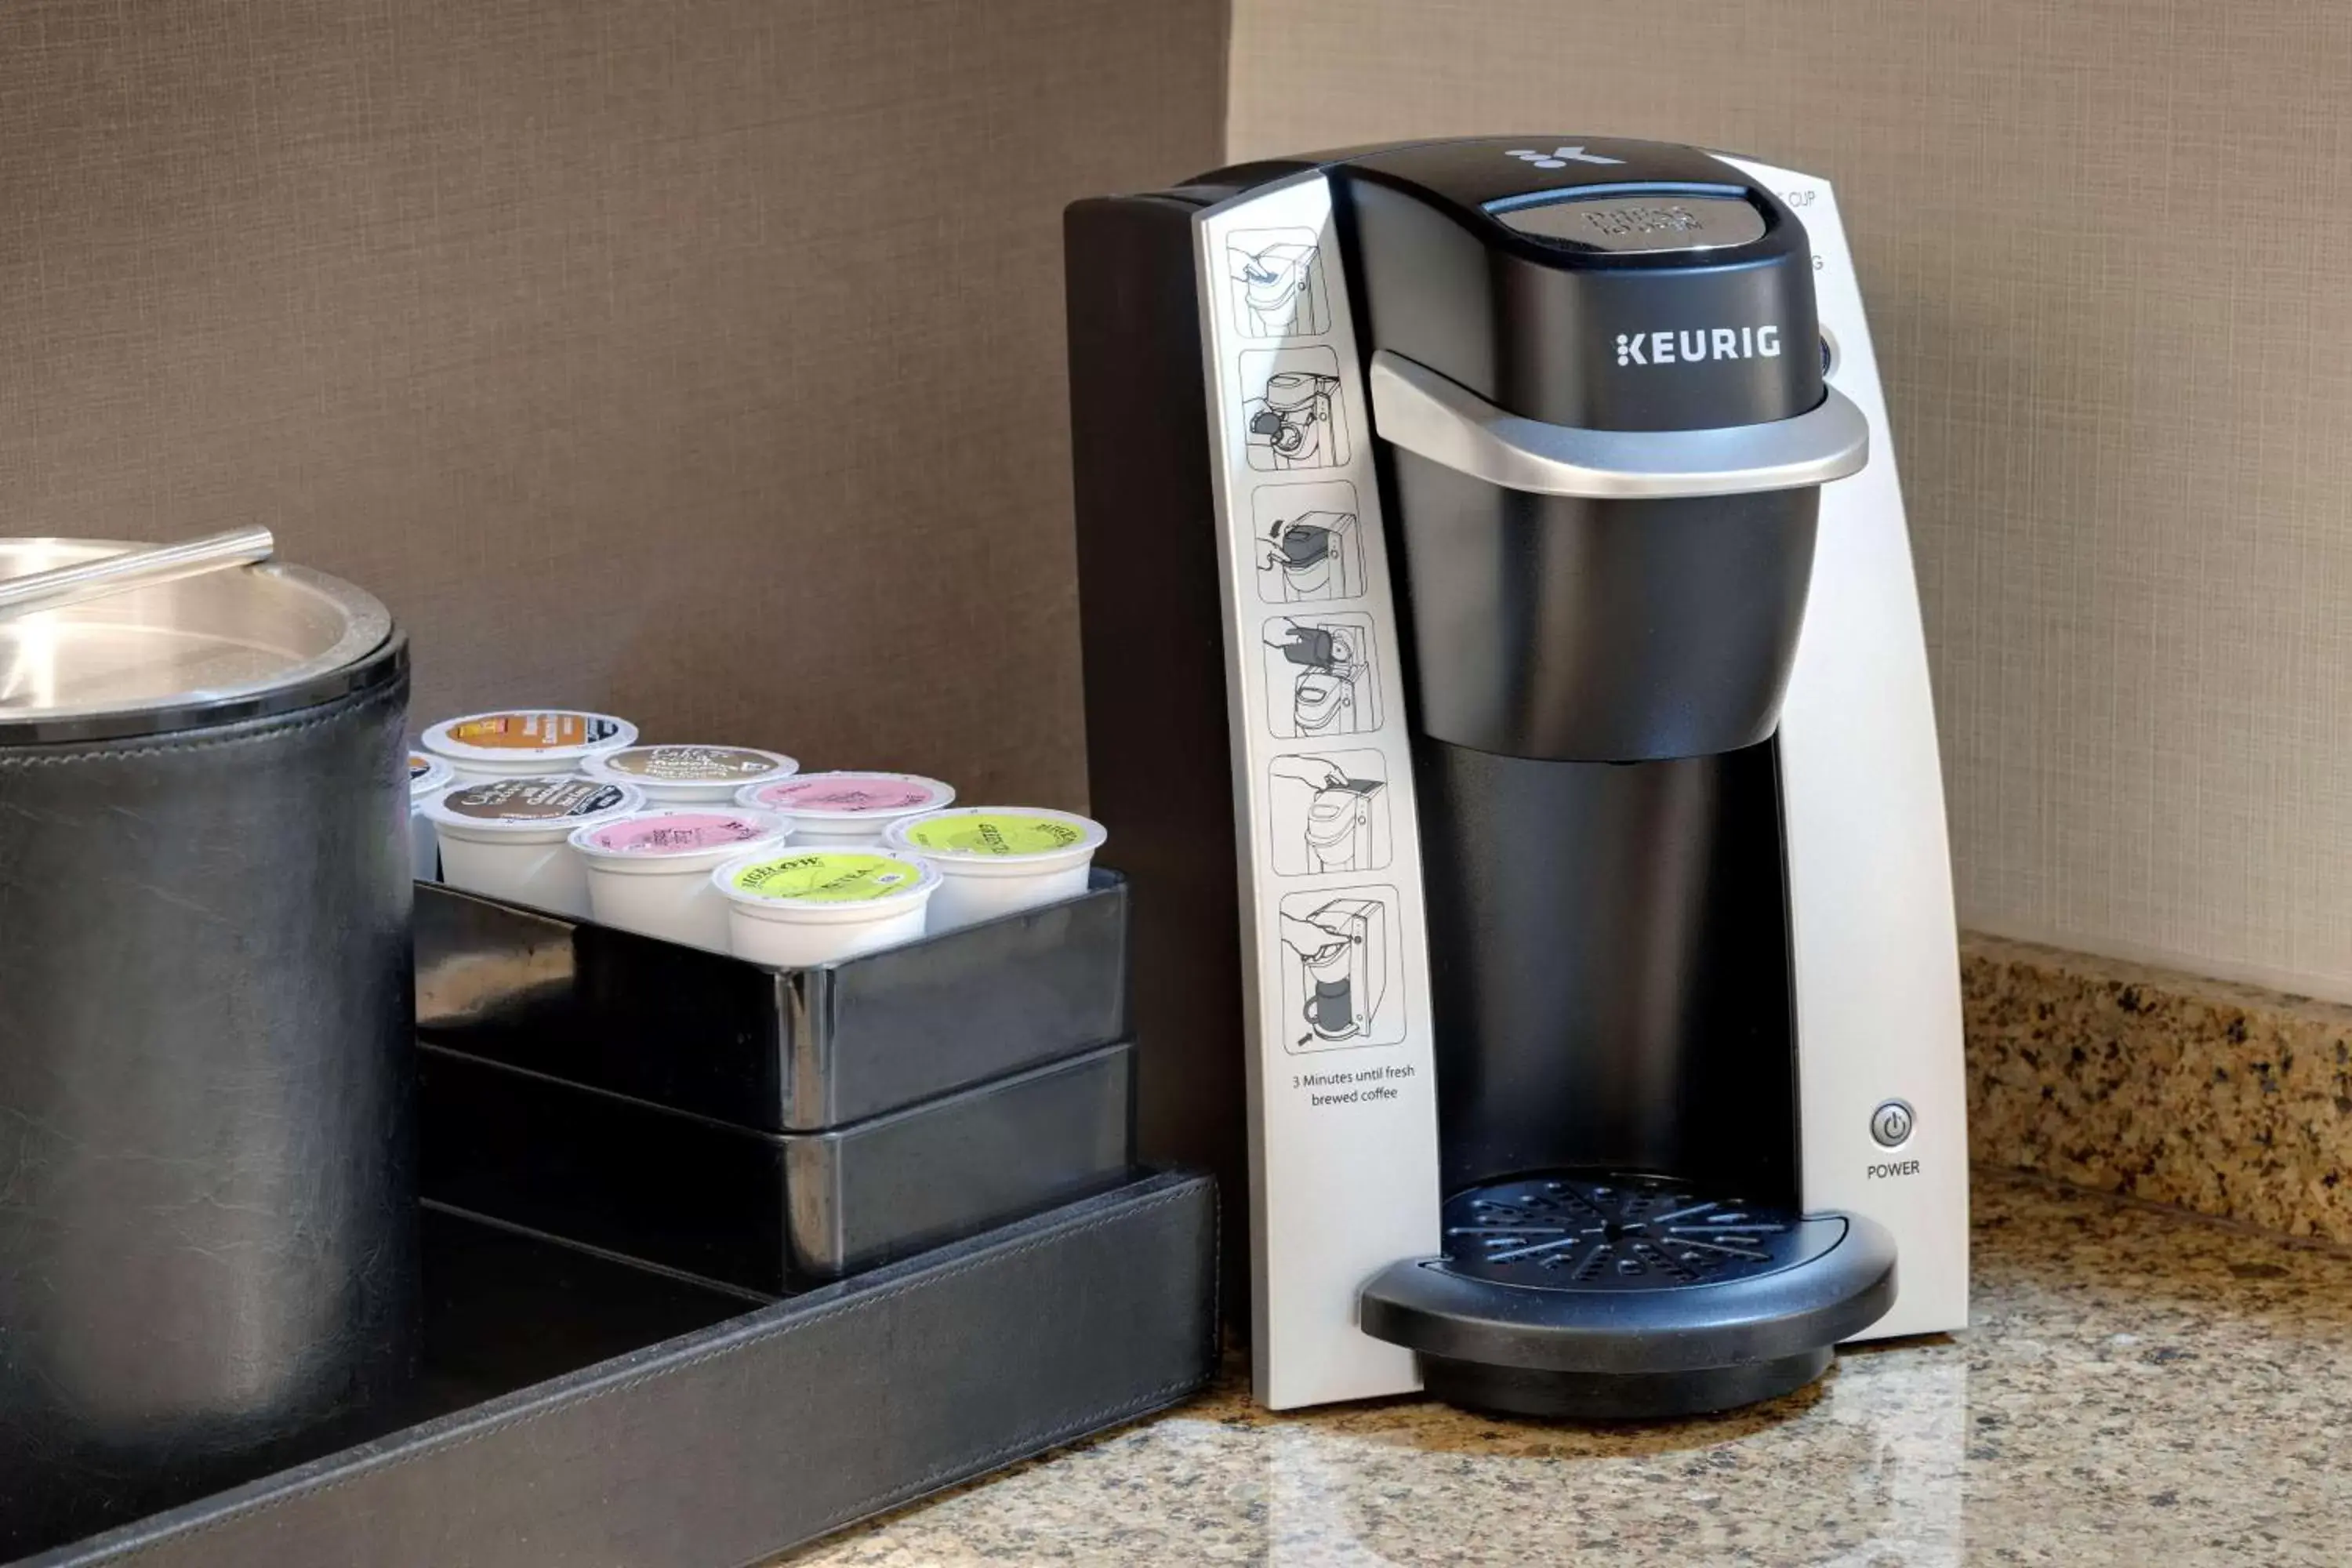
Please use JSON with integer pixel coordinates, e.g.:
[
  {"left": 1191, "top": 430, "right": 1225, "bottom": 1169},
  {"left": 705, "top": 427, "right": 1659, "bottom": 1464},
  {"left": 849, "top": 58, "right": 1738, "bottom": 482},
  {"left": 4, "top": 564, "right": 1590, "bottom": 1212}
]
[
  {"left": 1965, "top": 933, "right": 2352, "bottom": 1242},
  {"left": 782, "top": 1171, "right": 2352, "bottom": 1566}
]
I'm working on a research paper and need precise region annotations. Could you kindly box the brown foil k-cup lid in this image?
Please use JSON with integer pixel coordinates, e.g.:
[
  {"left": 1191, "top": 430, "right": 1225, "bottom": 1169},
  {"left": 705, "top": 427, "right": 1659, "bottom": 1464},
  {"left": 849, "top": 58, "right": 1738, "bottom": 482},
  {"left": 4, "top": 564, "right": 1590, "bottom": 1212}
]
[
  {"left": 443, "top": 778, "right": 630, "bottom": 822},
  {"left": 594, "top": 745, "right": 793, "bottom": 783}
]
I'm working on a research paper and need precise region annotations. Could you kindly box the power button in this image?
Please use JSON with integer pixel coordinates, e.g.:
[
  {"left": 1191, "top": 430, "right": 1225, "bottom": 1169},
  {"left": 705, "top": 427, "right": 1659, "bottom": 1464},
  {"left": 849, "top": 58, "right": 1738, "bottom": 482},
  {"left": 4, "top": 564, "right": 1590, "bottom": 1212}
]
[{"left": 1870, "top": 1099, "right": 1916, "bottom": 1149}]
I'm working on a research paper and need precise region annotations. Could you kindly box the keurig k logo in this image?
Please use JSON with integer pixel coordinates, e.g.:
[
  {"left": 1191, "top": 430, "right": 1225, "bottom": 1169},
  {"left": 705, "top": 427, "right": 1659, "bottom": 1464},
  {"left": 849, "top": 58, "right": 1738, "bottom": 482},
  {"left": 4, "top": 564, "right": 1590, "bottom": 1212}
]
[{"left": 1615, "top": 325, "right": 1782, "bottom": 366}]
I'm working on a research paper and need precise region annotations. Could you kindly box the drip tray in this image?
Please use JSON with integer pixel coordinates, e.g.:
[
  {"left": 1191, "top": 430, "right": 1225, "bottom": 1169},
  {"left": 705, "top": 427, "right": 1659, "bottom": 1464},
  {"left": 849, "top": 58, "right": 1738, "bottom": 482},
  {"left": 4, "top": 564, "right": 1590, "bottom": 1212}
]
[{"left": 1359, "top": 1172, "right": 1896, "bottom": 1420}]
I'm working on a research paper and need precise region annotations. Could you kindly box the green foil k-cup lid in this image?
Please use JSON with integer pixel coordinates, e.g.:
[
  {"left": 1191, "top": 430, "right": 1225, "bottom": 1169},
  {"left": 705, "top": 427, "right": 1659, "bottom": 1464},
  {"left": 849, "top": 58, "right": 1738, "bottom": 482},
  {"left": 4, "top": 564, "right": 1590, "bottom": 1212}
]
[
  {"left": 726, "top": 851, "right": 930, "bottom": 905},
  {"left": 897, "top": 809, "right": 1102, "bottom": 859}
]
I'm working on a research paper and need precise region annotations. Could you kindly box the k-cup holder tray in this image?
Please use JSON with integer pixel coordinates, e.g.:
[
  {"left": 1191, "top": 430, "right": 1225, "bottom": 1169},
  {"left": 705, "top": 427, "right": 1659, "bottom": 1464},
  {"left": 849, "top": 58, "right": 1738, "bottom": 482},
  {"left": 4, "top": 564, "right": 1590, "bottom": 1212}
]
[
  {"left": 418, "top": 1037, "right": 1138, "bottom": 1293},
  {"left": 7, "top": 1174, "right": 1217, "bottom": 1568},
  {"left": 414, "top": 870, "right": 1130, "bottom": 1132}
]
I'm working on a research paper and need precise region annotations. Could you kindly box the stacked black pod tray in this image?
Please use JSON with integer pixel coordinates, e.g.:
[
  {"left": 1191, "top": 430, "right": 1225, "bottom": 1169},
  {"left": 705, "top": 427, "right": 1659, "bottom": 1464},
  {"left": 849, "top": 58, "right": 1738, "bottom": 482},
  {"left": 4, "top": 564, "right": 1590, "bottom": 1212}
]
[
  {"left": 412, "top": 872, "right": 1140, "bottom": 1293},
  {"left": 9, "top": 870, "right": 1218, "bottom": 1568}
]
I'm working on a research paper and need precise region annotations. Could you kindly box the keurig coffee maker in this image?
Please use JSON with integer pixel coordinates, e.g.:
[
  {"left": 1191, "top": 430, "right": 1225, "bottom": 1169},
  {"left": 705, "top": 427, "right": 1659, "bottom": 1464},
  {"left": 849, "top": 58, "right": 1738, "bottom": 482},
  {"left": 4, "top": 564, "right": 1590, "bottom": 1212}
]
[{"left": 1066, "top": 138, "right": 1968, "bottom": 1414}]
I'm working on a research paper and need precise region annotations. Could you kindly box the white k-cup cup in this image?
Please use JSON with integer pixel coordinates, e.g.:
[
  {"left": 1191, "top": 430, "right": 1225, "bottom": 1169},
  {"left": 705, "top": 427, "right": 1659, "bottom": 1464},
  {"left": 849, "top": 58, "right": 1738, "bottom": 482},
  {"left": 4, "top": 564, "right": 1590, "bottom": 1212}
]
[
  {"left": 423, "top": 775, "right": 644, "bottom": 917},
  {"left": 420, "top": 710, "right": 638, "bottom": 783},
  {"left": 735, "top": 771, "right": 956, "bottom": 848},
  {"left": 882, "top": 807, "right": 1106, "bottom": 932},
  {"left": 713, "top": 848, "right": 941, "bottom": 967},
  {"left": 408, "top": 751, "right": 455, "bottom": 881},
  {"left": 581, "top": 743, "right": 799, "bottom": 805},
  {"left": 571, "top": 808, "right": 791, "bottom": 951}
]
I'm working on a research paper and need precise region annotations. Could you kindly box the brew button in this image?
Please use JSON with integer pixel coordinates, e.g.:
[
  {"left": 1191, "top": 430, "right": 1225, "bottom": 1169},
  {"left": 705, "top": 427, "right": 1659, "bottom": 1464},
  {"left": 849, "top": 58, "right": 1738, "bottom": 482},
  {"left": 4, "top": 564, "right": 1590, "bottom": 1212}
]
[{"left": 1870, "top": 1099, "right": 1915, "bottom": 1149}]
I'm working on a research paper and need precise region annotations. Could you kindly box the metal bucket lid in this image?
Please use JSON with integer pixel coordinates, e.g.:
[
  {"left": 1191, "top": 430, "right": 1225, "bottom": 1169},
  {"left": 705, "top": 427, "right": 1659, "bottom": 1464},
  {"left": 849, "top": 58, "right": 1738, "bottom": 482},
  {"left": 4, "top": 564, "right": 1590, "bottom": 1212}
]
[{"left": 0, "top": 538, "right": 399, "bottom": 746}]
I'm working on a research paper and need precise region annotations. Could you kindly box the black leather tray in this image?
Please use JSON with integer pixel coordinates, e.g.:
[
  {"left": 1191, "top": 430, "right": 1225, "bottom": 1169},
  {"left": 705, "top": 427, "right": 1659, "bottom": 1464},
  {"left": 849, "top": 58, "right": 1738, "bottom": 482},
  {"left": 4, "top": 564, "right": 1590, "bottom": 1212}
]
[
  {"left": 9, "top": 1172, "right": 1217, "bottom": 1567},
  {"left": 419, "top": 1037, "right": 1138, "bottom": 1291},
  {"left": 415, "top": 873, "right": 1130, "bottom": 1131}
]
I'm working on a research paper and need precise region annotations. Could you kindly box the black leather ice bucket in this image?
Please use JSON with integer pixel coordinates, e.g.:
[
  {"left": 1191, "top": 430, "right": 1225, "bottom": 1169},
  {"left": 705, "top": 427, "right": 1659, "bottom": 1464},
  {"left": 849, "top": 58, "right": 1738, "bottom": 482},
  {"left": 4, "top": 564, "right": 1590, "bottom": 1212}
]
[{"left": 0, "top": 539, "right": 416, "bottom": 1554}]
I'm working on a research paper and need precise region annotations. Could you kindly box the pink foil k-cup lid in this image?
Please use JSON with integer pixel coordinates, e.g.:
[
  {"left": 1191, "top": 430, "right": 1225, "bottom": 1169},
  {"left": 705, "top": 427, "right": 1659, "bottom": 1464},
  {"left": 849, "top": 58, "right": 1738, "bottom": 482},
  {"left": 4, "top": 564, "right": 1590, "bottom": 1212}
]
[
  {"left": 581, "top": 811, "right": 779, "bottom": 857},
  {"left": 740, "top": 771, "right": 955, "bottom": 820}
]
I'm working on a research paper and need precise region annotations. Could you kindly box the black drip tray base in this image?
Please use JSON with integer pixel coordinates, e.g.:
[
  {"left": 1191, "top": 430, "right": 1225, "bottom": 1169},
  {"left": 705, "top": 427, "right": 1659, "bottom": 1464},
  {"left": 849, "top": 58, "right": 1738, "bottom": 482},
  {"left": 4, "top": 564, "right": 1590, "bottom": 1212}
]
[
  {"left": 1359, "top": 1171, "right": 1898, "bottom": 1421},
  {"left": 1417, "top": 1346, "right": 1835, "bottom": 1421}
]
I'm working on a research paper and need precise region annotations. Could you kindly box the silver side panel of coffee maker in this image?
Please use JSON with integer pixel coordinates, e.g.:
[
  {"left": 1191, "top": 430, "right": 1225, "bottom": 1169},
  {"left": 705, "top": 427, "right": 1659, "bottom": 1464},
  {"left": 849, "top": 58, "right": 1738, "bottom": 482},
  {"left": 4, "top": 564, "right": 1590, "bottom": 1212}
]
[
  {"left": 1715, "top": 154, "right": 1970, "bottom": 1341},
  {"left": 1192, "top": 172, "right": 1444, "bottom": 1409}
]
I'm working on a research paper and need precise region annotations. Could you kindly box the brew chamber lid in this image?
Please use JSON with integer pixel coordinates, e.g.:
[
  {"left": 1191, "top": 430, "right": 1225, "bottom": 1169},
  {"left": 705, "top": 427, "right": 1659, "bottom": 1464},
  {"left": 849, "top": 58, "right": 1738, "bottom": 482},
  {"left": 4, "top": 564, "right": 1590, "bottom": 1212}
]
[{"left": 0, "top": 537, "right": 397, "bottom": 746}]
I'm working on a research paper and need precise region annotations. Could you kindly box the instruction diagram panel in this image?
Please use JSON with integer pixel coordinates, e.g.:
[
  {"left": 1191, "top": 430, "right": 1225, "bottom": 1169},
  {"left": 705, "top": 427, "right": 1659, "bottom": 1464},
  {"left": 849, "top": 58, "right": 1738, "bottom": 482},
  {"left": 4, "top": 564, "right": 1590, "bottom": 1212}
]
[{"left": 1195, "top": 172, "right": 1441, "bottom": 1410}]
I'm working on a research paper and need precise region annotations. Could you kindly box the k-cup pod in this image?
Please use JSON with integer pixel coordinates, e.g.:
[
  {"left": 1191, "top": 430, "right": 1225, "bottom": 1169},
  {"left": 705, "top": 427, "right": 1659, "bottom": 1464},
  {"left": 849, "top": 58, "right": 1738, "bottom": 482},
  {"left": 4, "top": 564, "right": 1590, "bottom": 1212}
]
[
  {"left": 423, "top": 775, "right": 643, "bottom": 916},
  {"left": 407, "top": 751, "right": 455, "bottom": 881},
  {"left": 581, "top": 742, "right": 799, "bottom": 804},
  {"left": 735, "top": 770, "right": 956, "bottom": 848},
  {"left": 420, "top": 710, "right": 637, "bottom": 782},
  {"left": 883, "top": 807, "right": 1106, "bottom": 931},
  {"left": 571, "top": 808, "right": 791, "bottom": 951},
  {"left": 715, "top": 848, "right": 941, "bottom": 967}
]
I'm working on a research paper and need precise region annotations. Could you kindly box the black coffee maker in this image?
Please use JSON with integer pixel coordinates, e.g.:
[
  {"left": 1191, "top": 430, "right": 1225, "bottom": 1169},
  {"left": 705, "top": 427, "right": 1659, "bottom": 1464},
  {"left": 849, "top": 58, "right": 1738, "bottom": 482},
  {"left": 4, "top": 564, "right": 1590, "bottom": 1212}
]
[{"left": 1067, "top": 138, "right": 1936, "bottom": 1417}]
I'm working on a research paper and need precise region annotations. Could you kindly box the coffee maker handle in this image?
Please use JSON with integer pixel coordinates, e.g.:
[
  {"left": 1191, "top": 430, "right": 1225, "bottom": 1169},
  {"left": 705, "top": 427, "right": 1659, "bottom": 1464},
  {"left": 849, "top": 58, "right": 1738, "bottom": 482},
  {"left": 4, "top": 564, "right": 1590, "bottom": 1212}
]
[{"left": 1367, "top": 350, "right": 1868, "bottom": 502}]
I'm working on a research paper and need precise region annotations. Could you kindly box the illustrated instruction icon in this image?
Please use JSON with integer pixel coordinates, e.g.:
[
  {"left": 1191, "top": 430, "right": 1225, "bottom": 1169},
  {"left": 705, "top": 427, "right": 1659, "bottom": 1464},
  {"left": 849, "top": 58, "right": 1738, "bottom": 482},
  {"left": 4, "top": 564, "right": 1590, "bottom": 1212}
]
[
  {"left": 1262, "top": 613, "right": 1379, "bottom": 739},
  {"left": 1277, "top": 885, "right": 1403, "bottom": 1051},
  {"left": 1268, "top": 749, "right": 1390, "bottom": 876},
  {"left": 1253, "top": 481, "right": 1363, "bottom": 604},
  {"left": 1241, "top": 347, "right": 1350, "bottom": 471},
  {"left": 1228, "top": 228, "right": 1330, "bottom": 338}
]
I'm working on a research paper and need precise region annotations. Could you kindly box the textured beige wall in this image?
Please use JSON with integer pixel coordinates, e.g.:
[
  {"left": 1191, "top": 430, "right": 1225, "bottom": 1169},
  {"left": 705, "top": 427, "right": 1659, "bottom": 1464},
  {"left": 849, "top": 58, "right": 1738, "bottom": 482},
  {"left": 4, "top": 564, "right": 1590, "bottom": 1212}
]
[
  {"left": 1230, "top": 0, "right": 2352, "bottom": 996},
  {"left": 0, "top": 0, "right": 1226, "bottom": 804}
]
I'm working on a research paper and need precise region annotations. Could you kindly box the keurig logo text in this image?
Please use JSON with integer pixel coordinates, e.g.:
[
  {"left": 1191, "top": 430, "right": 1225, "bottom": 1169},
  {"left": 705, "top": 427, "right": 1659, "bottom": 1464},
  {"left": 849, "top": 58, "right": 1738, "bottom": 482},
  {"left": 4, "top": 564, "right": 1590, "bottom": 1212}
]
[{"left": 1614, "top": 325, "right": 1782, "bottom": 366}]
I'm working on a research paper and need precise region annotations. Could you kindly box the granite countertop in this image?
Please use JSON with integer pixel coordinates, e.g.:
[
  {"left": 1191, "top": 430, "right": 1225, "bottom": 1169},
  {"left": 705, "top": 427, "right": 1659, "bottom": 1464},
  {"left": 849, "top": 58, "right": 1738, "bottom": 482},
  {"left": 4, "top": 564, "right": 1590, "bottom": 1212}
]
[{"left": 785, "top": 1170, "right": 2352, "bottom": 1566}]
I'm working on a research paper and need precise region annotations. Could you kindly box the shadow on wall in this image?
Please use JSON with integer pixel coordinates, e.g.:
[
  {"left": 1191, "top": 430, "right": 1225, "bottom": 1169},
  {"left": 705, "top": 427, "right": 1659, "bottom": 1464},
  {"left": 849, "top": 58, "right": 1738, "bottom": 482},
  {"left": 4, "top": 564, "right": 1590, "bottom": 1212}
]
[{"left": 0, "top": 0, "right": 1228, "bottom": 806}]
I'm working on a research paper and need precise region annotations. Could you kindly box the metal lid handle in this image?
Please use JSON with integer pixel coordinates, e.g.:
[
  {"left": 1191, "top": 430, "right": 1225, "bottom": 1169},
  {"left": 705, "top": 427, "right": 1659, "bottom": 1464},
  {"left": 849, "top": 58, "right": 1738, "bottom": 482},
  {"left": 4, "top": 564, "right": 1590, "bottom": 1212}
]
[
  {"left": 1367, "top": 350, "right": 1868, "bottom": 500},
  {"left": 0, "top": 526, "right": 277, "bottom": 625}
]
